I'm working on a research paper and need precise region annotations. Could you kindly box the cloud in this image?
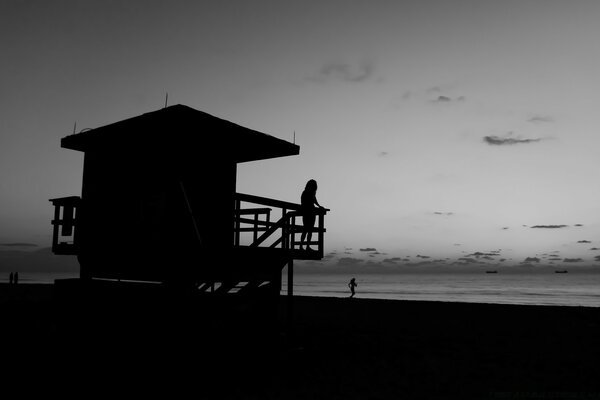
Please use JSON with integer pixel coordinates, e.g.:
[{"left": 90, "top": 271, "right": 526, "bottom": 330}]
[
  {"left": 433, "top": 211, "right": 454, "bottom": 216},
  {"left": 590, "top": 248, "right": 600, "bottom": 251},
  {"left": 574, "top": 224, "right": 584, "bottom": 227},
  {"left": 382, "top": 257, "right": 402, "bottom": 264},
  {"left": 359, "top": 248, "right": 377, "bottom": 252},
  {"left": 483, "top": 133, "right": 543, "bottom": 146},
  {"left": 577, "top": 240, "right": 592, "bottom": 244},
  {"left": 378, "top": 151, "right": 389, "bottom": 157},
  {"left": 309, "top": 62, "right": 374, "bottom": 83},
  {"left": 416, "top": 255, "right": 430, "bottom": 259},
  {"left": 468, "top": 252, "right": 501, "bottom": 258},
  {"left": 502, "top": 227, "right": 509, "bottom": 230},
  {"left": 530, "top": 225, "right": 568, "bottom": 229},
  {"left": 431, "top": 94, "right": 466, "bottom": 103},
  {"left": 0, "top": 243, "right": 38, "bottom": 247},
  {"left": 336, "top": 257, "right": 363, "bottom": 266},
  {"left": 528, "top": 115, "right": 554, "bottom": 123},
  {"left": 563, "top": 258, "right": 583, "bottom": 263},
  {"left": 524, "top": 257, "right": 541, "bottom": 263},
  {"left": 455, "top": 257, "right": 478, "bottom": 264},
  {"left": 595, "top": 255, "right": 600, "bottom": 262}
]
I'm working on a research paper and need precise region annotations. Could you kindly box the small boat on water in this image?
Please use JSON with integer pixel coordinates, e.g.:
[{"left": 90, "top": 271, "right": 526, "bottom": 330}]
[{"left": 555, "top": 270, "right": 568, "bottom": 274}]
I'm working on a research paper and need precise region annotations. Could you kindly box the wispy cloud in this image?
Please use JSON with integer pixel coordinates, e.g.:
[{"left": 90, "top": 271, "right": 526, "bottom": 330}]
[
  {"left": 337, "top": 257, "right": 363, "bottom": 266},
  {"left": 530, "top": 225, "right": 568, "bottom": 229},
  {"left": 483, "top": 132, "right": 543, "bottom": 146},
  {"left": 431, "top": 95, "right": 465, "bottom": 103},
  {"left": 308, "top": 62, "right": 375, "bottom": 83},
  {"left": 378, "top": 151, "right": 389, "bottom": 157},
  {"left": 433, "top": 211, "right": 454, "bottom": 216},
  {"left": 468, "top": 252, "right": 501, "bottom": 258},
  {"left": 563, "top": 258, "right": 583, "bottom": 263},
  {"left": 359, "top": 247, "right": 377, "bottom": 252},
  {"left": 524, "top": 257, "right": 541, "bottom": 263},
  {"left": 455, "top": 257, "right": 478, "bottom": 264},
  {"left": 577, "top": 240, "right": 592, "bottom": 244},
  {"left": 528, "top": 115, "right": 554, "bottom": 123}
]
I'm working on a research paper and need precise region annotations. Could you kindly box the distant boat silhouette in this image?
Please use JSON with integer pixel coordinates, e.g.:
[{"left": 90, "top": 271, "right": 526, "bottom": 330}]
[
  {"left": 485, "top": 270, "right": 498, "bottom": 274},
  {"left": 555, "top": 270, "right": 568, "bottom": 274}
]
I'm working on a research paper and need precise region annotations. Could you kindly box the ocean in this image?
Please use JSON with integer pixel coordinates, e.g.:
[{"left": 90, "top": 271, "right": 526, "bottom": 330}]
[
  {"left": 284, "top": 271, "right": 600, "bottom": 308},
  {"left": 5, "top": 271, "right": 600, "bottom": 308}
]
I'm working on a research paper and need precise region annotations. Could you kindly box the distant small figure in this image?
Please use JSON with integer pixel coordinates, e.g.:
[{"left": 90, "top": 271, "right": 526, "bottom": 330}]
[
  {"left": 300, "top": 179, "right": 324, "bottom": 251},
  {"left": 9, "top": 272, "right": 13, "bottom": 285},
  {"left": 14, "top": 272, "right": 18, "bottom": 285},
  {"left": 348, "top": 278, "right": 357, "bottom": 298}
]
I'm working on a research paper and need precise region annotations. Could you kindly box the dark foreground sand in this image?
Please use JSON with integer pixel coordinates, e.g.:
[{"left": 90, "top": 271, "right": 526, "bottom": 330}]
[{"left": 1, "top": 283, "right": 599, "bottom": 399}]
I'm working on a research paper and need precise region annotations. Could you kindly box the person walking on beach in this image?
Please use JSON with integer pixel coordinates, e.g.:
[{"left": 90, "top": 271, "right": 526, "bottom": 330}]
[
  {"left": 348, "top": 278, "right": 357, "bottom": 298},
  {"left": 300, "top": 179, "right": 324, "bottom": 251}
]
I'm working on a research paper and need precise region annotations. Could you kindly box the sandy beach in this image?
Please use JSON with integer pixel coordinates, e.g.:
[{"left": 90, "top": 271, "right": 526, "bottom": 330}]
[{"left": 1, "top": 283, "right": 599, "bottom": 399}]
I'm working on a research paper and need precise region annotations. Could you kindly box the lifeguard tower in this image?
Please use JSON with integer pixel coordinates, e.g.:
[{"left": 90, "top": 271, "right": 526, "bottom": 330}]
[{"left": 49, "top": 105, "right": 327, "bottom": 334}]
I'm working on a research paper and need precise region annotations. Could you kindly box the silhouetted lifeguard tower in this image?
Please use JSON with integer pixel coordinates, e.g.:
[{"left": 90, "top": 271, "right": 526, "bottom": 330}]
[{"left": 50, "top": 105, "right": 327, "bottom": 328}]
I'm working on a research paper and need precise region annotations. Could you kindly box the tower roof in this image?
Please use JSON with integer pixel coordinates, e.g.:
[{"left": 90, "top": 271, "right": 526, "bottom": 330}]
[{"left": 61, "top": 104, "right": 299, "bottom": 163}]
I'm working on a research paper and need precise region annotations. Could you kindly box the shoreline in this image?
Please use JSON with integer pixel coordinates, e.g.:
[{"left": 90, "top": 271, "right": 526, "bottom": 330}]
[
  {"left": 1, "top": 282, "right": 599, "bottom": 308},
  {"left": 0, "top": 282, "right": 600, "bottom": 310}
]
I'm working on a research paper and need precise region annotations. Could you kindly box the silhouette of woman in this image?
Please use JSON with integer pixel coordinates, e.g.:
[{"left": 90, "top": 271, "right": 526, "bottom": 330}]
[
  {"left": 300, "top": 179, "right": 324, "bottom": 251},
  {"left": 348, "top": 278, "right": 357, "bottom": 298}
]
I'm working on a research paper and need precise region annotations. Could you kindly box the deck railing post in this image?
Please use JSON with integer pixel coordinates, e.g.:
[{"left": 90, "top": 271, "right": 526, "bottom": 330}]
[
  {"left": 234, "top": 199, "right": 241, "bottom": 246},
  {"left": 253, "top": 212, "right": 259, "bottom": 243},
  {"left": 52, "top": 204, "right": 60, "bottom": 250},
  {"left": 318, "top": 212, "right": 324, "bottom": 255},
  {"left": 291, "top": 215, "right": 296, "bottom": 251},
  {"left": 282, "top": 208, "right": 287, "bottom": 249}
]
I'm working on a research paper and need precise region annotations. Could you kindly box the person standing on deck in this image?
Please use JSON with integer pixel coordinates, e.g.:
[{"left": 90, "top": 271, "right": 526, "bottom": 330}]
[
  {"left": 300, "top": 179, "right": 324, "bottom": 251},
  {"left": 348, "top": 278, "right": 357, "bottom": 298}
]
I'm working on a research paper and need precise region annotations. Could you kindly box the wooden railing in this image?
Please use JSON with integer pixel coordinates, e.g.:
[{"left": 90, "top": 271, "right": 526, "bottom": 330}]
[
  {"left": 234, "top": 192, "right": 328, "bottom": 259},
  {"left": 49, "top": 196, "right": 81, "bottom": 255}
]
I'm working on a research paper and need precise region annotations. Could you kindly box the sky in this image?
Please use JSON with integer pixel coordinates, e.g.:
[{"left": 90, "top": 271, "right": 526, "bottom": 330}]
[{"left": 2, "top": 0, "right": 600, "bottom": 272}]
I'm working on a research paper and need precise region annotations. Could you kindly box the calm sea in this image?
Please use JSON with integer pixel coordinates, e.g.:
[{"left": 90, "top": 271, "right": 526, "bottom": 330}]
[
  {"left": 284, "top": 272, "right": 600, "bottom": 308},
  {"left": 4, "top": 271, "right": 600, "bottom": 308}
]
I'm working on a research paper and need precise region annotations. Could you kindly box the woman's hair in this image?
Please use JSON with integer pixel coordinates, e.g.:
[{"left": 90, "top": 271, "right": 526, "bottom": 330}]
[{"left": 305, "top": 179, "right": 317, "bottom": 192}]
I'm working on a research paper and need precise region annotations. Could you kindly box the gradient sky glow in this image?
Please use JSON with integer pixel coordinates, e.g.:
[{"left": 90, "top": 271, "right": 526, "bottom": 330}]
[{"left": 2, "top": 0, "right": 600, "bottom": 270}]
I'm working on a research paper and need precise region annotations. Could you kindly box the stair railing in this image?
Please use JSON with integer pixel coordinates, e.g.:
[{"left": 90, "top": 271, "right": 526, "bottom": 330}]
[{"left": 233, "top": 193, "right": 328, "bottom": 257}]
